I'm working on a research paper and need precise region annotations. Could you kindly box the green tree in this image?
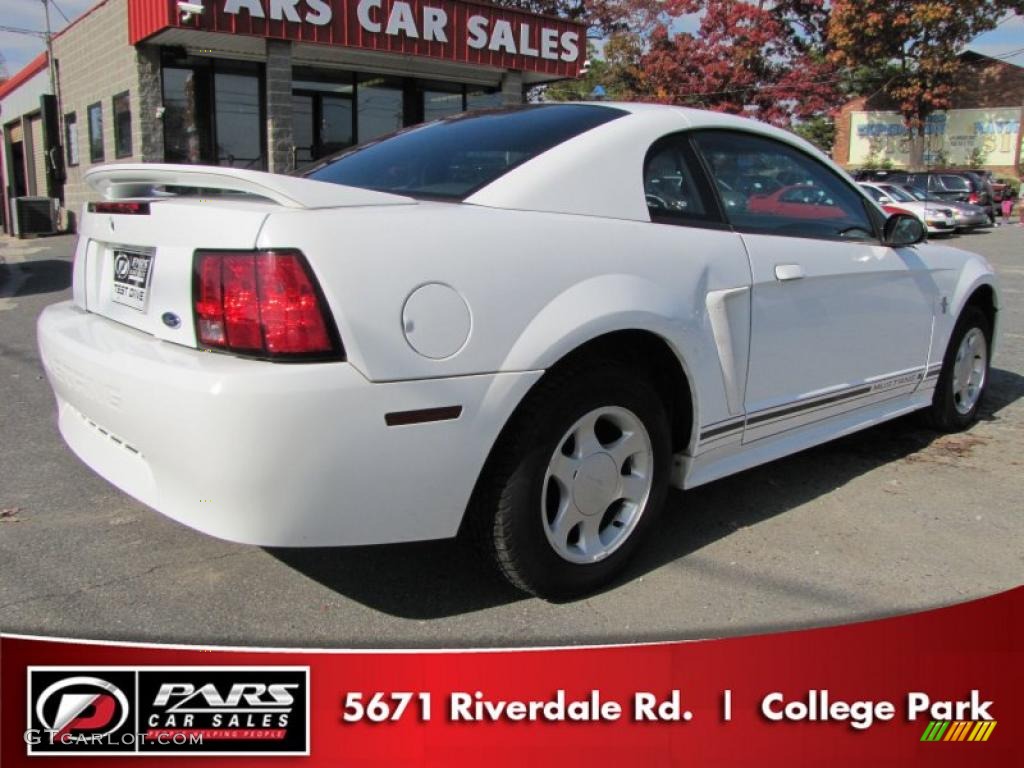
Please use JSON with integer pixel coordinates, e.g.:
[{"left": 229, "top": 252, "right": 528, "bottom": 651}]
[
  {"left": 542, "top": 37, "right": 642, "bottom": 101},
  {"left": 828, "top": 1, "right": 1024, "bottom": 169},
  {"left": 792, "top": 115, "right": 836, "bottom": 154}
]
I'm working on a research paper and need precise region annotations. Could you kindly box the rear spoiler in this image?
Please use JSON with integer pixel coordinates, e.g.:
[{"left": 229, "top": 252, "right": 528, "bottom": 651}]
[{"left": 84, "top": 164, "right": 414, "bottom": 210}]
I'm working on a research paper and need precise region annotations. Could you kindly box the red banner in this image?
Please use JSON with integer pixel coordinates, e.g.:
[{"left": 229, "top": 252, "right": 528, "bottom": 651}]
[
  {"left": 2, "top": 587, "right": 1020, "bottom": 766},
  {"left": 127, "top": 0, "right": 585, "bottom": 78}
]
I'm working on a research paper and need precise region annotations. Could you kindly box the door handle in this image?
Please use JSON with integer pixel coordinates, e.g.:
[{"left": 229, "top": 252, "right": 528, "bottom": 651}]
[{"left": 774, "top": 263, "right": 805, "bottom": 281}]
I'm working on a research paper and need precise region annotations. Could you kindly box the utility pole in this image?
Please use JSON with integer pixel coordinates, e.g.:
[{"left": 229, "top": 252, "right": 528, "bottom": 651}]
[
  {"left": 41, "top": 0, "right": 58, "bottom": 100},
  {"left": 41, "top": 0, "right": 66, "bottom": 206}
]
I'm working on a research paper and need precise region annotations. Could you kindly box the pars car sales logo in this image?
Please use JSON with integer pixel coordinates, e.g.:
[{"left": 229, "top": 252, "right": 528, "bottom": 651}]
[{"left": 26, "top": 667, "right": 309, "bottom": 755}]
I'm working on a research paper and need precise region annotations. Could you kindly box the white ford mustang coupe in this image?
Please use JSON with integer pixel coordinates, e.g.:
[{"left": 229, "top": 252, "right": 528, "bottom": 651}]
[{"left": 38, "top": 104, "right": 999, "bottom": 598}]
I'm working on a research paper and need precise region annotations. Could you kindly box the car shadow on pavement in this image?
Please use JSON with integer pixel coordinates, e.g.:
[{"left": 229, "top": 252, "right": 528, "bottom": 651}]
[
  {"left": 269, "top": 367, "right": 1024, "bottom": 618},
  {"left": 268, "top": 540, "right": 527, "bottom": 619},
  {"left": 0, "top": 260, "right": 72, "bottom": 297}
]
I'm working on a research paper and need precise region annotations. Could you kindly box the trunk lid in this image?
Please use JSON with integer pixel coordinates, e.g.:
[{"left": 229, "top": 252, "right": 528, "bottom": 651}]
[{"left": 76, "top": 164, "right": 413, "bottom": 347}]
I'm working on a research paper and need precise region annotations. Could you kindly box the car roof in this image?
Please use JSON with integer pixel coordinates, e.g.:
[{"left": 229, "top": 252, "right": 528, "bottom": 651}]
[
  {"left": 467, "top": 102, "right": 838, "bottom": 221},
  {"left": 577, "top": 101, "right": 817, "bottom": 142}
]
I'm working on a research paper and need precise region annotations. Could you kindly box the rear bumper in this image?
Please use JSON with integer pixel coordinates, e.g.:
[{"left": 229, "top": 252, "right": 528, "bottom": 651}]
[{"left": 38, "top": 302, "right": 540, "bottom": 546}]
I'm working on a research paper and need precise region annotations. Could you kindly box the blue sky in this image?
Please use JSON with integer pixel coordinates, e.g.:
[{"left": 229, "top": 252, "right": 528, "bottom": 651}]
[{"left": 2, "top": 0, "right": 1022, "bottom": 78}]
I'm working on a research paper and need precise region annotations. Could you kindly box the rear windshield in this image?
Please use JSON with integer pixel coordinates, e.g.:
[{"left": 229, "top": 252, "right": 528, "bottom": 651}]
[
  {"left": 939, "top": 174, "right": 970, "bottom": 191},
  {"left": 303, "top": 104, "right": 626, "bottom": 200}
]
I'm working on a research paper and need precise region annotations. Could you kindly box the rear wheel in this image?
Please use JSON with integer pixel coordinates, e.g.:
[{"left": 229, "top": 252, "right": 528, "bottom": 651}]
[
  {"left": 469, "top": 360, "right": 672, "bottom": 599},
  {"left": 922, "top": 306, "right": 991, "bottom": 432}
]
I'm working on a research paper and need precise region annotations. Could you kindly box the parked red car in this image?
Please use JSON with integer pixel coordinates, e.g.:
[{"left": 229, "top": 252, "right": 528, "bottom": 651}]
[{"left": 746, "top": 184, "right": 856, "bottom": 220}]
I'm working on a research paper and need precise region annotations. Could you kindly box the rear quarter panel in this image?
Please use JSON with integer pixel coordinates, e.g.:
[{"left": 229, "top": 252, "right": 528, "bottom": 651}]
[{"left": 256, "top": 203, "right": 753, "bottom": 443}]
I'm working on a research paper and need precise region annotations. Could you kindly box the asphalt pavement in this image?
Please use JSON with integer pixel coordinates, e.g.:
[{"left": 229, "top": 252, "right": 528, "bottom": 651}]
[{"left": 1, "top": 225, "right": 1021, "bottom": 647}]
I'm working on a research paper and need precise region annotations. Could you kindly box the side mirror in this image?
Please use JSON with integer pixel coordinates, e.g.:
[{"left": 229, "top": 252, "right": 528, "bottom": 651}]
[
  {"left": 878, "top": 196, "right": 892, "bottom": 204},
  {"left": 882, "top": 213, "right": 926, "bottom": 247}
]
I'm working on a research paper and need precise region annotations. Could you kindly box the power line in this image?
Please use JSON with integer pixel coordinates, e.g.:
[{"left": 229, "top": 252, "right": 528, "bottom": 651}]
[
  {"left": 0, "top": 24, "right": 47, "bottom": 37},
  {"left": 676, "top": 73, "right": 848, "bottom": 100},
  {"left": 49, "top": 0, "right": 72, "bottom": 25},
  {"left": 990, "top": 12, "right": 1020, "bottom": 31},
  {"left": 986, "top": 46, "right": 1024, "bottom": 60}
]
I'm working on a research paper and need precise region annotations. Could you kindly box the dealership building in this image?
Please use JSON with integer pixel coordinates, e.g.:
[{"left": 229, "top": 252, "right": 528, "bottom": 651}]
[{"left": 1, "top": 0, "right": 584, "bottom": 235}]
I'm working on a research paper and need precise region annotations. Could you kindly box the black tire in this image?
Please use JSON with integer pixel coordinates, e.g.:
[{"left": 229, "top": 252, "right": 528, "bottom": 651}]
[
  {"left": 467, "top": 358, "right": 672, "bottom": 600},
  {"left": 922, "top": 305, "right": 991, "bottom": 432}
]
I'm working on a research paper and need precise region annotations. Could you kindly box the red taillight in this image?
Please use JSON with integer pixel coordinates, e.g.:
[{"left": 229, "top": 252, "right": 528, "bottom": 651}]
[
  {"left": 88, "top": 201, "right": 151, "bottom": 214},
  {"left": 968, "top": 192, "right": 979, "bottom": 204},
  {"left": 193, "top": 250, "right": 341, "bottom": 360}
]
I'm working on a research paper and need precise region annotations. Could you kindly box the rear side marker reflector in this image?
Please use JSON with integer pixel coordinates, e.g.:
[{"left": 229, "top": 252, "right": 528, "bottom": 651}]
[
  {"left": 385, "top": 406, "right": 463, "bottom": 426},
  {"left": 88, "top": 201, "right": 151, "bottom": 214},
  {"left": 194, "top": 249, "right": 343, "bottom": 360}
]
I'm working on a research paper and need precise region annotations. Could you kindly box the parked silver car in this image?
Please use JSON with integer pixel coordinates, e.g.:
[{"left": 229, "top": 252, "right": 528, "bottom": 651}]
[{"left": 884, "top": 184, "right": 990, "bottom": 231}]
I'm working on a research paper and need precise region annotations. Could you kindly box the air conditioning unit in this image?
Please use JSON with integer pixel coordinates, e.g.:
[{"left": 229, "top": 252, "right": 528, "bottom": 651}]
[{"left": 12, "top": 196, "right": 59, "bottom": 237}]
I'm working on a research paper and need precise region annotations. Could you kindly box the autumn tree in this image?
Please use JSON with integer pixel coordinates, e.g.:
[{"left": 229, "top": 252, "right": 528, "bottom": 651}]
[
  {"left": 829, "top": 0, "right": 1024, "bottom": 168},
  {"left": 638, "top": 0, "right": 840, "bottom": 125},
  {"left": 494, "top": 0, "right": 587, "bottom": 22},
  {"left": 542, "top": 1, "right": 842, "bottom": 128},
  {"left": 493, "top": 0, "right": 676, "bottom": 37}
]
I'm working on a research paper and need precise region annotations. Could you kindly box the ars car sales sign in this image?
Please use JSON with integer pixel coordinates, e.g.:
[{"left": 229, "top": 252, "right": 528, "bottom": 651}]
[
  {"left": 26, "top": 666, "right": 309, "bottom": 755},
  {"left": 127, "top": 0, "right": 585, "bottom": 77}
]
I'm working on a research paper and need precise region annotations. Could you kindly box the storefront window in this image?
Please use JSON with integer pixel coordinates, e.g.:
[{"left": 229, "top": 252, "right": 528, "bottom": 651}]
[
  {"left": 163, "top": 67, "right": 208, "bottom": 164},
  {"left": 113, "top": 91, "right": 132, "bottom": 158},
  {"left": 467, "top": 87, "right": 504, "bottom": 112},
  {"left": 292, "top": 74, "right": 356, "bottom": 168},
  {"left": 321, "top": 95, "right": 354, "bottom": 155},
  {"left": 161, "top": 57, "right": 264, "bottom": 169},
  {"left": 357, "top": 76, "right": 404, "bottom": 143},
  {"left": 292, "top": 93, "right": 315, "bottom": 166},
  {"left": 422, "top": 82, "right": 464, "bottom": 122},
  {"left": 87, "top": 103, "right": 104, "bottom": 163},
  {"left": 214, "top": 72, "right": 262, "bottom": 169},
  {"left": 292, "top": 71, "right": 502, "bottom": 156}
]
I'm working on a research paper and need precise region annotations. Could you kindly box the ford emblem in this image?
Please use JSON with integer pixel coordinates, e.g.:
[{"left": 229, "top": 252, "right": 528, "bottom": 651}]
[{"left": 161, "top": 312, "right": 181, "bottom": 329}]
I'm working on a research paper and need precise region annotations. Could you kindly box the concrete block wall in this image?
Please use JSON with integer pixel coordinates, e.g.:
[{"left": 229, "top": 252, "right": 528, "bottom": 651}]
[
  {"left": 265, "top": 40, "right": 294, "bottom": 174},
  {"left": 53, "top": 0, "right": 157, "bottom": 222}
]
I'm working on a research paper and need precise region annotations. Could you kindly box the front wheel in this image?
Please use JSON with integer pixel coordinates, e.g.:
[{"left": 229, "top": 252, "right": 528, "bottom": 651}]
[
  {"left": 922, "top": 306, "right": 991, "bottom": 432},
  {"left": 468, "top": 361, "right": 672, "bottom": 599}
]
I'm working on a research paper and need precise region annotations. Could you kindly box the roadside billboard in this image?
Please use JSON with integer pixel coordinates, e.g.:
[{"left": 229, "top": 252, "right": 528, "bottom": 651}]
[{"left": 849, "top": 107, "right": 1022, "bottom": 168}]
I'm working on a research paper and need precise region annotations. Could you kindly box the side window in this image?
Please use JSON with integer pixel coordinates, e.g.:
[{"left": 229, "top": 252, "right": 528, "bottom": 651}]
[
  {"left": 643, "top": 134, "right": 722, "bottom": 227},
  {"left": 939, "top": 174, "right": 969, "bottom": 193},
  {"left": 693, "top": 130, "right": 876, "bottom": 241},
  {"left": 113, "top": 91, "right": 132, "bottom": 159},
  {"left": 88, "top": 102, "right": 104, "bottom": 164},
  {"left": 64, "top": 112, "right": 79, "bottom": 167}
]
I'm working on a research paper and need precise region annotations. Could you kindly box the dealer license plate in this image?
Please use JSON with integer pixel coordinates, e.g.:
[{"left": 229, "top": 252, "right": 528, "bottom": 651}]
[{"left": 111, "top": 249, "right": 154, "bottom": 311}]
